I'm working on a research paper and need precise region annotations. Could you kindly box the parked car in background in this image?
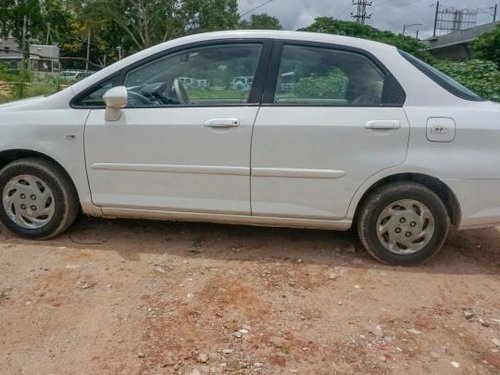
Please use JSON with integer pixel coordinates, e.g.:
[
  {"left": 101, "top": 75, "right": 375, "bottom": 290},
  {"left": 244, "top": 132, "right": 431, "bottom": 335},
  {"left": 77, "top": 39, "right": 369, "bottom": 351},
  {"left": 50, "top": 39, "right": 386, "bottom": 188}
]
[
  {"left": 0, "top": 30, "right": 499, "bottom": 266},
  {"left": 177, "top": 76, "right": 196, "bottom": 89},
  {"left": 60, "top": 70, "right": 96, "bottom": 82},
  {"left": 60, "top": 70, "right": 85, "bottom": 81},
  {"left": 231, "top": 76, "right": 254, "bottom": 91}
]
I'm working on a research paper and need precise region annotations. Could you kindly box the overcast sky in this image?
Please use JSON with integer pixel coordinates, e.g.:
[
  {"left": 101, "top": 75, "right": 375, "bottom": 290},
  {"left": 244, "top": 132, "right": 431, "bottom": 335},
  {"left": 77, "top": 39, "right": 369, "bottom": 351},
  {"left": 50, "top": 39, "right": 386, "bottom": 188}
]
[{"left": 238, "top": 0, "right": 499, "bottom": 38}]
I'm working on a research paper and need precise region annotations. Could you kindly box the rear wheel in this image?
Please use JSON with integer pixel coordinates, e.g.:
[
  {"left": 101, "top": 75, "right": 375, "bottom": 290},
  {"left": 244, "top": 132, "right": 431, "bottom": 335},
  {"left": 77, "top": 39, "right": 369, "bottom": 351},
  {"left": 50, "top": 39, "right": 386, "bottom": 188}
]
[
  {"left": 0, "top": 158, "right": 79, "bottom": 239},
  {"left": 357, "top": 182, "right": 449, "bottom": 266}
]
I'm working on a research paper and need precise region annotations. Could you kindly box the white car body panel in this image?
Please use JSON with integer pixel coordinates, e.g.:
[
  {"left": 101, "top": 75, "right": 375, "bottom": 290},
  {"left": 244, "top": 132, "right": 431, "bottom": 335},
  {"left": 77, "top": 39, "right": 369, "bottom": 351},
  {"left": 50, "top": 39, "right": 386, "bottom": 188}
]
[
  {"left": 85, "top": 106, "right": 259, "bottom": 214},
  {"left": 0, "top": 30, "right": 499, "bottom": 230},
  {"left": 251, "top": 107, "right": 410, "bottom": 219}
]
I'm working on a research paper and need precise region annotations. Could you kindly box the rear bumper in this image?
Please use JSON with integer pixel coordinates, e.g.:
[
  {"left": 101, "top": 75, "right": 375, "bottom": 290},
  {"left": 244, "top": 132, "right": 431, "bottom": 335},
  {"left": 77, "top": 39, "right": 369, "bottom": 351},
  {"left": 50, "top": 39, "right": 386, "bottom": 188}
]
[{"left": 446, "top": 178, "right": 500, "bottom": 230}]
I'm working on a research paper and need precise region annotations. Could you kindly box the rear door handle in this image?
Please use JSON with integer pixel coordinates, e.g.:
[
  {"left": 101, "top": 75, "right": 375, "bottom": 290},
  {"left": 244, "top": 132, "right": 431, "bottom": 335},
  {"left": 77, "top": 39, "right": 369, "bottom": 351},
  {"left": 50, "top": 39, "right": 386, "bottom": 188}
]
[
  {"left": 205, "top": 118, "right": 240, "bottom": 128},
  {"left": 365, "top": 120, "right": 401, "bottom": 130}
]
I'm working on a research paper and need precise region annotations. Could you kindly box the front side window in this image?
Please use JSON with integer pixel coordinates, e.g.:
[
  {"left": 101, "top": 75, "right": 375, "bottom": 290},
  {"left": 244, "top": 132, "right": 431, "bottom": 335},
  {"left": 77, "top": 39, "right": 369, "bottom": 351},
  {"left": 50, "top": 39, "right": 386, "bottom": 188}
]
[
  {"left": 124, "top": 43, "right": 263, "bottom": 107},
  {"left": 73, "top": 76, "right": 119, "bottom": 107},
  {"left": 274, "top": 45, "right": 392, "bottom": 106}
]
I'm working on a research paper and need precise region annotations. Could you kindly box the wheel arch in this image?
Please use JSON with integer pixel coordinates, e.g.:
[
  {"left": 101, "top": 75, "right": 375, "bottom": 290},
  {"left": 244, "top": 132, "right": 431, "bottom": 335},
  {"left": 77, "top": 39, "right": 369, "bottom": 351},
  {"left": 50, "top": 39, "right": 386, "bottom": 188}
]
[
  {"left": 0, "top": 149, "right": 81, "bottom": 205},
  {"left": 351, "top": 173, "right": 462, "bottom": 227}
]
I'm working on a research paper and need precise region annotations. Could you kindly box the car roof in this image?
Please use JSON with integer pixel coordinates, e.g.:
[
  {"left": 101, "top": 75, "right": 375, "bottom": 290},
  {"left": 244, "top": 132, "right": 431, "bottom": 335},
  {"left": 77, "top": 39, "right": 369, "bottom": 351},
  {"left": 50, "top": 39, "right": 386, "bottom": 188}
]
[{"left": 71, "top": 30, "right": 397, "bottom": 96}]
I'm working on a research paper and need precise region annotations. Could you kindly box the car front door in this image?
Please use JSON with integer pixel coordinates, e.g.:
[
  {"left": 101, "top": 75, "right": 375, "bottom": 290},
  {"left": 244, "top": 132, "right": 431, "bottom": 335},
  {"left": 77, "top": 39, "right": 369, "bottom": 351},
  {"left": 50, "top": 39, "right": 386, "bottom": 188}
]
[
  {"left": 82, "top": 41, "right": 269, "bottom": 215},
  {"left": 251, "top": 42, "right": 410, "bottom": 219}
]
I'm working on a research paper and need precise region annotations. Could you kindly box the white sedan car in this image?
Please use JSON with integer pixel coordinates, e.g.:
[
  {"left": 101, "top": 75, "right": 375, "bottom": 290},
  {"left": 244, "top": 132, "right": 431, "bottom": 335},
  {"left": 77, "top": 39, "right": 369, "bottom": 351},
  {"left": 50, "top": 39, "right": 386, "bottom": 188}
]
[{"left": 0, "top": 31, "right": 499, "bottom": 266}]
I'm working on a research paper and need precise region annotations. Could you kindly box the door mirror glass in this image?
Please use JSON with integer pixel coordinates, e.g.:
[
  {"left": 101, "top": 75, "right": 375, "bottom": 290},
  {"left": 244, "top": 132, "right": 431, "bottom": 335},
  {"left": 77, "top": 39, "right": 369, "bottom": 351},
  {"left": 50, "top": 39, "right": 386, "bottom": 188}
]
[{"left": 103, "top": 86, "right": 128, "bottom": 121}]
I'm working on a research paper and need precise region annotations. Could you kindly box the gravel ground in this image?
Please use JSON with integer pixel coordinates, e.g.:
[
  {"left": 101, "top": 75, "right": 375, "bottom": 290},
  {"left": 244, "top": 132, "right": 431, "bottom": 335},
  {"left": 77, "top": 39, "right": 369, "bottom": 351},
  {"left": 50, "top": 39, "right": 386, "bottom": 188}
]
[{"left": 0, "top": 216, "right": 499, "bottom": 374}]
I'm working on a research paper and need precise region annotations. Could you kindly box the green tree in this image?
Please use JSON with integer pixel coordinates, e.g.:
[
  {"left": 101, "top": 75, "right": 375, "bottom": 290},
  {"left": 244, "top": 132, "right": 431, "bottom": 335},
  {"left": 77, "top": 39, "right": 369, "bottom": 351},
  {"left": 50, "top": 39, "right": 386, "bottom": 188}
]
[
  {"left": 0, "top": 0, "right": 44, "bottom": 44},
  {"left": 300, "top": 17, "right": 432, "bottom": 62},
  {"left": 239, "top": 13, "right": 282, "bottom": 30},
  {"left": 74, "top": 0, "right": 239, "bottom": 51},
  {"left": 472, "top": 25, "right": 500, "bottom": 68}
]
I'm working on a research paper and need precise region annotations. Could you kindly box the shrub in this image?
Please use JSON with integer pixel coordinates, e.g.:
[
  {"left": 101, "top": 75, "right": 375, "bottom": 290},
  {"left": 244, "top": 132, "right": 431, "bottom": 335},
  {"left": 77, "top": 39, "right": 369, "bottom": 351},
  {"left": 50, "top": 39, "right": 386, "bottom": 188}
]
[{"left": 435, "top": 59, "right": 500, "bottom": 102}]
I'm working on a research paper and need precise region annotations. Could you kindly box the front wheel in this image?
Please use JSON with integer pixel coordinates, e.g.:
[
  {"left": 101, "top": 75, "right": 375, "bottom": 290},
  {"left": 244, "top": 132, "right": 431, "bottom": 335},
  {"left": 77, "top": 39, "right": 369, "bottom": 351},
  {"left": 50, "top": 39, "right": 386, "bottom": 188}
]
[
  {"left": 357, "top": 182, "right": 449, "bottom": 266},
  {"left": 0, "top": 158, "right": 79, "bottom": 239}
]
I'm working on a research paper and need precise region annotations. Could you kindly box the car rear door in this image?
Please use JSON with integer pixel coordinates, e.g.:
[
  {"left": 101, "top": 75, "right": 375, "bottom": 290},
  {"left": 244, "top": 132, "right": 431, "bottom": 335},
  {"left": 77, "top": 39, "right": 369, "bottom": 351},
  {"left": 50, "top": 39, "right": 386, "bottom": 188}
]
[
  {"left": 251, "top": 41, "right": 410, "bottom": 219},
  {"left": 83, "top": 41, "right": 271, "bottom": 215}
]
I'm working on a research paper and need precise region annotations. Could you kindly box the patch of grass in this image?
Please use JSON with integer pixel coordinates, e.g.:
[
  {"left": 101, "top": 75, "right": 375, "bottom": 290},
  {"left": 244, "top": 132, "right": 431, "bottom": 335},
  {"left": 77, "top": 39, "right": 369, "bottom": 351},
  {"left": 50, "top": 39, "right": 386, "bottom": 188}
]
[
  {"left": 189, "top": 235, "right": 205, "bottom": 254},
  {"left": 279, "top": 346, "right": 291, "bottom": 355},
  {"left": 0, "top": 289, "right": 10, "bottom": 304}
]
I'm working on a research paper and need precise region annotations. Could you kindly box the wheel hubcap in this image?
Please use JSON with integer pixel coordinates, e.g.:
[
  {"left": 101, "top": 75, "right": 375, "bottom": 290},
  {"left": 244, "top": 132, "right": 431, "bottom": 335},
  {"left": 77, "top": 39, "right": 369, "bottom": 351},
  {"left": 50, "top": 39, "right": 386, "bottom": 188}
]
[
  {"left": 2, "top": 175, "right": 55, "bottom": 230},
  {"left": 376, "top": 199, "right": 435, "bottom": 255}
]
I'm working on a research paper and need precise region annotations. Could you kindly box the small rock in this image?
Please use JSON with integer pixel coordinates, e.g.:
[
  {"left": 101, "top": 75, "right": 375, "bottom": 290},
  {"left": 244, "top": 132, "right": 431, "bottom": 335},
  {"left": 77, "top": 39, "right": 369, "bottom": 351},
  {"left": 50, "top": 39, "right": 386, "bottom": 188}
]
[
  {"left": 450, "top": 361, "right": 460, "bottom": 368},
  {"left": 80, "top": 281, "right": 96, "bottom": 290},
  {"left": 329, "top": 273, "right": 338, "bottom": 281},
  {"left": 372, "top": 325, "right": 385, "bottom": 339},
  {"left": 239, "top": 329, "right": 249, "bottom": 335},
  {"left": 254, "top": 362, "right": 263, "bottom": 368},
  {"left": 154, "top": 265, "right": 166, "bottom": 273},
  {"left": 480, "top": 319, "right": 490, "bottom": 327},
  {"left": 379, "top": 355, "right": 387, "bottom": 362},
  {"left": 354, "top": 285, "right": 361, "bottom": 289},
  {"left": 492, "top": 338, "right": 500, "bottom": 347},
  {"left": 407, "top": 328, "right": 422, "bottom": 335},
  {"left": 222, "top": 349, "right": 233, "bottom": 355},
  {"left": 191, "top": 369, "right": 202, "bottom": 375},
  {"left": 197, "top": 353, "right": 209, "bottom": 363},
  {"left": 269, "top": 336, "right": 286, "bottom": 348},
  {"left": 138, "top": 352, "right": 145, "bottom": 358},
  {"left": 430, "top": 352, "right": 440, "bottom": 359},
  {"left": 234, "top": 331, "right": 243, "bottom": 338},
  {"left": 241, "top": 324, "right": 251, "bottom": 331},
  {"left": 463, "top": 308, "right": 475, "bottom": 320}
]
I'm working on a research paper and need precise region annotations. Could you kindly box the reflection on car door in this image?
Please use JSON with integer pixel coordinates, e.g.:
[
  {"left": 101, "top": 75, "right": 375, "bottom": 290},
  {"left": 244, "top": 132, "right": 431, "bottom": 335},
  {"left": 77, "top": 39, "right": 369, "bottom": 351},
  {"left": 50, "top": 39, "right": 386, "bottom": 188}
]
[
  {"left": 251, "top": 42, "right": 410, "bottom": 219},
  {"left": 84, "top": 42, "right": 269, "bottom": 215}
]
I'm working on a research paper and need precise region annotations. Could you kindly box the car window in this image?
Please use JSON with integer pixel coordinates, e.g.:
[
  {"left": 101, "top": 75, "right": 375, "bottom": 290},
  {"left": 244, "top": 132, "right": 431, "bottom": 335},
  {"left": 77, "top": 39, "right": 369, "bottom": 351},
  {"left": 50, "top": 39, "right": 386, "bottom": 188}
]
[
  {"left": 399, "top": 50, "right": 484, "bottom": 102},
  {"left": 124, "top": 43, "right": 263, "bottom": 107},
  {"left": 274, "top": 45, "right": 388, "bottom": 106},
  {"left": 73, "top": 76, "right": 118, "bottom": 107}
]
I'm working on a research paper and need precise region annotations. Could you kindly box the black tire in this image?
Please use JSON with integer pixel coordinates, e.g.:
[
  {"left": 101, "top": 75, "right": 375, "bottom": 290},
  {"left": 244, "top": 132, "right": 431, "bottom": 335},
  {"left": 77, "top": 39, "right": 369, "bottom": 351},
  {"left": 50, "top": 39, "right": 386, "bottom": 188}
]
[
  {"left": 357, "top": 182, "right": 449, "bottom": 266},
  {"left": 0, "top": 158, "right": 79, "bottom": 239}
]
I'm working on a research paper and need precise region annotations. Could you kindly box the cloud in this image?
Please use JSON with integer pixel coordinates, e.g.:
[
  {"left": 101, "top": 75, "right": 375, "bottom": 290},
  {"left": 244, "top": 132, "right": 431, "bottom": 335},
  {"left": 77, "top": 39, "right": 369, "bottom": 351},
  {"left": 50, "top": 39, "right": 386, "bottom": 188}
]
[{"left": 238, "top": 0, "right": 498, "bottom": 38}]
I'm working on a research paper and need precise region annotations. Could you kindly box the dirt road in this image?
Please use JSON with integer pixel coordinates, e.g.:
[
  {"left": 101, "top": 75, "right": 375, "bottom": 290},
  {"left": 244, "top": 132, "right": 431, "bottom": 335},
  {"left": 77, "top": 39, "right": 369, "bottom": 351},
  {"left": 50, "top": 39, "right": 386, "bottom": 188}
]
[{"left": 0, "top": 217, "right": 499, "bottom": 374}]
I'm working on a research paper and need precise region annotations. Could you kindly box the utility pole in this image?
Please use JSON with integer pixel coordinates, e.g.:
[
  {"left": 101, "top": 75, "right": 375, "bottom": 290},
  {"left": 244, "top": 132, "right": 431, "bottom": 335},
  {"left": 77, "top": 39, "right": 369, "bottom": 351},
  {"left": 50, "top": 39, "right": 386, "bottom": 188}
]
[
  {"left": 352, "top": 0, "right": 373, "bottom": 25},
  {"left": 433, "top": 1, "right": 440, "bottom": 37},
  {"left": 403, "top": 23, "right": 422, "bottom": 37},
  {"left": 494, "top": 4, "right": 498, "bottom": 22},
  {"left": 21, "top": 15, "right": 28, "bottom": 69},
  {"left": 85, "top": 29, "right": 91, "bottom": 75},
  {"left": 19, "top": 15, "right": 28, "bottom": 98},
  {"left": 46, "top": 22, "right": 51, "bottom": 45}
]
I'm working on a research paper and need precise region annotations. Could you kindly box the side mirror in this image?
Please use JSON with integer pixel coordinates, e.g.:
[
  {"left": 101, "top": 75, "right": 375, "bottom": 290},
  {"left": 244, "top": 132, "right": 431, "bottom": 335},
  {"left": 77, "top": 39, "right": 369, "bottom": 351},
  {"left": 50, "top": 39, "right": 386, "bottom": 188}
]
[{"left": 103, "top": 86, "right": 128, "bottom": 121}]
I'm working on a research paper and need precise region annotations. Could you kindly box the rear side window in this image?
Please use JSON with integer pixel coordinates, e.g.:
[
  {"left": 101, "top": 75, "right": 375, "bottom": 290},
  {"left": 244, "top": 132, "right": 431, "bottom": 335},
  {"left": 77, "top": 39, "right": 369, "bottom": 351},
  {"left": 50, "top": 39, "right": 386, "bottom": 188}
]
[
  {"left": 273, "top": 44, "right": 405, "bottom": 107},
  {"left": 399, "top": 50, "right": 484, "bottom": 102}
]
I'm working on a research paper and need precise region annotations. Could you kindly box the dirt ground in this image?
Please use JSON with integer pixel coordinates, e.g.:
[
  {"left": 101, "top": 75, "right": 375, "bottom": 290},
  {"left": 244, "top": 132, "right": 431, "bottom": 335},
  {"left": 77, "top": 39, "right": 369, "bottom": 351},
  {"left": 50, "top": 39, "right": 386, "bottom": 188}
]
[{"left": 0, "top": 216, "right": 499, "bottom": 375}]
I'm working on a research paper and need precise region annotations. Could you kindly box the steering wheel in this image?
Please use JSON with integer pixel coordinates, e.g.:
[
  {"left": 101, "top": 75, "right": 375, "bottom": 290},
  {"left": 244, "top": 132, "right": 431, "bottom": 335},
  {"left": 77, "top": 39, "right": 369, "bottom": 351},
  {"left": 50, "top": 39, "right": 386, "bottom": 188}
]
[
  {"left": 173, "top": 79, "right": 190, "bottom": 104},
  {"left": 127, "top": 90, "right": 154, "bottom": 106}
]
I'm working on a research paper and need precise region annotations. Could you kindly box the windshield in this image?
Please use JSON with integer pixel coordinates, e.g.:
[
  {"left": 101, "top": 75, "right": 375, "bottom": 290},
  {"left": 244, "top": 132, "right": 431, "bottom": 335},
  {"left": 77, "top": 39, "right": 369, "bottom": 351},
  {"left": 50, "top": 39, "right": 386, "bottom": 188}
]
[{"left": 399, "top": 50, "right": 484, "bottom": 102}]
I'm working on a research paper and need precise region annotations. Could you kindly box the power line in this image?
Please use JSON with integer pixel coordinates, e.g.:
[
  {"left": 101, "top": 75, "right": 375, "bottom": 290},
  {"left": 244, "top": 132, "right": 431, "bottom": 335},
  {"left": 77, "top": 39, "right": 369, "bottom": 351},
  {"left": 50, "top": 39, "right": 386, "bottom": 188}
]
[
  {"left": 351, "top": 0, "right": 373, "bottom": 24},
  {"left": 240, "top": 0, "right": 275, "bottom": 18}
]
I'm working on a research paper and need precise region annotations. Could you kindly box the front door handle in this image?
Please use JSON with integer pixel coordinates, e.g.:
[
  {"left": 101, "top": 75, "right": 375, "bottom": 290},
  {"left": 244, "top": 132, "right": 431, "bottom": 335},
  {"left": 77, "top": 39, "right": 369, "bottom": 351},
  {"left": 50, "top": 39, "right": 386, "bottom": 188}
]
[
  {"left": 365, "top": 120, "right": 401, "bottom": 130},
  {"left": 205, "top": 118, "right": 240, "bottom": 128}
]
